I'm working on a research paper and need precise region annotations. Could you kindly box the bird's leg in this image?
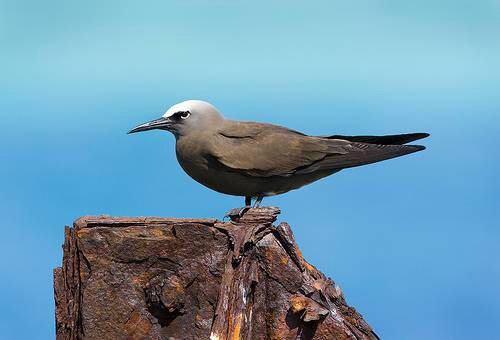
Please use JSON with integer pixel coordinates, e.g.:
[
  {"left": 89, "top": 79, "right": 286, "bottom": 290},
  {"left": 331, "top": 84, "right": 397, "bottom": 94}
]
[
  {"left": 253, "top": 195, "right": 264, "bottom": 208},
  {"left": 238, "top": 196, "right": 252, "bottom": 215},
  {"left": 225, "top": 196, "right": 253, "bottom": 221}
]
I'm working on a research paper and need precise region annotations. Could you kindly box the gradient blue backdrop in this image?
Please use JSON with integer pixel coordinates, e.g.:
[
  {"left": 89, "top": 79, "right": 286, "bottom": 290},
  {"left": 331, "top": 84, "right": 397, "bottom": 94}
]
[{"left": 1, "top": 1, "right": 499, "bottom": 339}]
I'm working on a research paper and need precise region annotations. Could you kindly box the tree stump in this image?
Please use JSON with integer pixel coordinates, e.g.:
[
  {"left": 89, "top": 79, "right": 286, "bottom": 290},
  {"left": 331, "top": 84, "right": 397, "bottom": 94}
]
[{"left": 54, "top": 207, "right": 378, "bottom": 339}]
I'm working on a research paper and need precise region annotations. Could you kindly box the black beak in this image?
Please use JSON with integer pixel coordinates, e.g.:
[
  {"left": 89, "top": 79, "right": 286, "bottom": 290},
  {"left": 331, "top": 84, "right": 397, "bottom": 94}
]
[{"left": 128, "top": 117, "right": 172, "bottom": 134}]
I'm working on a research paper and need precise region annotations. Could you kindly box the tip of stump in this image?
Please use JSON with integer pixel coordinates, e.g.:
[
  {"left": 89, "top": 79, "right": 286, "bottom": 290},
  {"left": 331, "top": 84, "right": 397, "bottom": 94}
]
[{"left": 226, "top": 206, "right": 281, "bottom": 224}]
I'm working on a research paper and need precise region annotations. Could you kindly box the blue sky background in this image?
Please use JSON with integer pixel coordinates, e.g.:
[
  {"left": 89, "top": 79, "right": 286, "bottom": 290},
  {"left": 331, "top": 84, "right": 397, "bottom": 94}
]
[{"left": 1, "top": 1, "right": 499, "bottom": 339}]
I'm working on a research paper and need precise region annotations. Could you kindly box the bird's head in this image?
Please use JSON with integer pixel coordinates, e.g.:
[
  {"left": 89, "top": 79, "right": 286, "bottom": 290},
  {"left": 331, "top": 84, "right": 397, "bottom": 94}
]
[{"left": 128, "top": 100, "right": 224, "bottom": 138}]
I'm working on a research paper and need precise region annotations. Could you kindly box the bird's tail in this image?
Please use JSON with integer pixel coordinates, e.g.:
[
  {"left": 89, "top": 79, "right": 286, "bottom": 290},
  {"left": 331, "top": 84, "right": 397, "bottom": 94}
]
[{"left": 324, "top": 132, "right": 429, "bottom": 145}]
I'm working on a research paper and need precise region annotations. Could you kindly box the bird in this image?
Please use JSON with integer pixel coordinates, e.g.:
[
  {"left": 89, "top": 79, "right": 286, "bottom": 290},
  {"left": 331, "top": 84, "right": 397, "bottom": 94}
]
[{"left": 129, "top": 100, "right": 428, "bottom": 215}]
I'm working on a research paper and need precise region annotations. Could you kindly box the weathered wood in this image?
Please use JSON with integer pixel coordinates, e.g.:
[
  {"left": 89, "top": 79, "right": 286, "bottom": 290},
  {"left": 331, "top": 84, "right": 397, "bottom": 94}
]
[{"left": 54, "top": 208, "right": 378, "bottom": 339}]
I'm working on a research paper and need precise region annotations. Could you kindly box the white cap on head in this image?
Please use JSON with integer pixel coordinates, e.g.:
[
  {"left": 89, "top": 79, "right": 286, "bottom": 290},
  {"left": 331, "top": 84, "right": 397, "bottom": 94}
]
[{"left": 163, "top": 100, "right": 220, "bottom": 118}]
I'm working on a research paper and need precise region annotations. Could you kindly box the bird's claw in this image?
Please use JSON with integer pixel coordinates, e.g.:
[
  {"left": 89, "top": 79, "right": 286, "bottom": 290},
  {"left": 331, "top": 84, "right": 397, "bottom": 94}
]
[{"left": 224, "top": 205, "right": 251, "bottom": 223}]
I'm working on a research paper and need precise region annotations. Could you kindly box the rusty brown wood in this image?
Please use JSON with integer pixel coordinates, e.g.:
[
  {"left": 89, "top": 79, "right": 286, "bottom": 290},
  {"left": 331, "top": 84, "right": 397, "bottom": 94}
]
[{"left": 54, "top": 208, "right": 378, "bottom": 340}]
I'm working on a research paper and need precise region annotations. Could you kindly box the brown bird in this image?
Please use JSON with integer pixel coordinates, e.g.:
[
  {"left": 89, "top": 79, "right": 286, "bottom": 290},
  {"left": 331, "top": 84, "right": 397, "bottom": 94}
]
[{"left": 129, "top": 100, "right": 428, "bottom": 214}]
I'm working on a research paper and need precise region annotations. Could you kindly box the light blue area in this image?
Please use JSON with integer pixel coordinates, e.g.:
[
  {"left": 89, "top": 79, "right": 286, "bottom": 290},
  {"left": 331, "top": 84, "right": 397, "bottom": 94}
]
[{"left": 1, "top": 1, "right": 499, "bottom": 338}]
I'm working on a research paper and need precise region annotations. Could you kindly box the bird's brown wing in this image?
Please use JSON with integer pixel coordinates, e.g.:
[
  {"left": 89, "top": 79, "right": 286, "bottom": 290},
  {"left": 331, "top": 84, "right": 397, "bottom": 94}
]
[
  {"left": 210, "top": 122, "right": 425, "bottom": 177},
  {"left": 209, "top": 122, "right": 345, "bottom": 177},
  {"left": 293, "top": 141, "right": 425, "bottom": 175}
]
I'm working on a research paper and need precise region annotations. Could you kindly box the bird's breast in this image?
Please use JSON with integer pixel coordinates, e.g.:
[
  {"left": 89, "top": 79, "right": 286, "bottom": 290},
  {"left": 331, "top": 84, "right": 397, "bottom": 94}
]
[
  {"left": 175, "top": 135, "right": 259, "bottom": 196},
  {"left": 175, "top": 136, "right": 231, "bottom": 193},
  {"left": 175, "top": 137, "right": 208, "bottom": 176}
]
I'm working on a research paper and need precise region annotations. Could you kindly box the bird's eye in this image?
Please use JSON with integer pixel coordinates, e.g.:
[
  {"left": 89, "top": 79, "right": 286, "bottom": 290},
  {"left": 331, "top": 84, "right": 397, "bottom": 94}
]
[{"left": 180, "top": 111, "right": 190, "bottom": 120}]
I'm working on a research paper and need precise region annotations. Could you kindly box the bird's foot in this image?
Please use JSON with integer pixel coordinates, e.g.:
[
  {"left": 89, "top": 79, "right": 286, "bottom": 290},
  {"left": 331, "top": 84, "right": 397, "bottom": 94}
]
[{"left": 224, "top": 205, "right": 251, "bottom": 223}]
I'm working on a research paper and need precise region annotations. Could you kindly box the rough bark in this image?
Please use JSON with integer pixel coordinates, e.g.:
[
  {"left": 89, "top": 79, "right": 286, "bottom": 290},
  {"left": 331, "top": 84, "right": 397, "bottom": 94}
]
[{"left": 54, "top": 207, "right": 378, "bottom": 340}]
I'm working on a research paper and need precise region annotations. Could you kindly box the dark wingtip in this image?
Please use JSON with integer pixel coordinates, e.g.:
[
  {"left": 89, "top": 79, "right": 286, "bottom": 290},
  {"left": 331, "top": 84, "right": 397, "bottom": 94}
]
[
  {"left": 401, "top": 133, "right": 430, "bottom": 143},
  {"left": 410, "top": 144, "right": 426, "bottom": 152},
  {"left": 325, "top": 132, "right": 430, "bottom": 145}
]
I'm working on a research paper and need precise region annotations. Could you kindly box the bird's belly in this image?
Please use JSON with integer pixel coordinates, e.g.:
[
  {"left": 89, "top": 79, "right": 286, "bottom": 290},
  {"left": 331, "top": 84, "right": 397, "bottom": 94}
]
[
  {"left": 176, "top": 154, "right": 258, "bottom": 196},
  {"left": 176, "top": 152, "right": 338, "bottom": 197}
]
